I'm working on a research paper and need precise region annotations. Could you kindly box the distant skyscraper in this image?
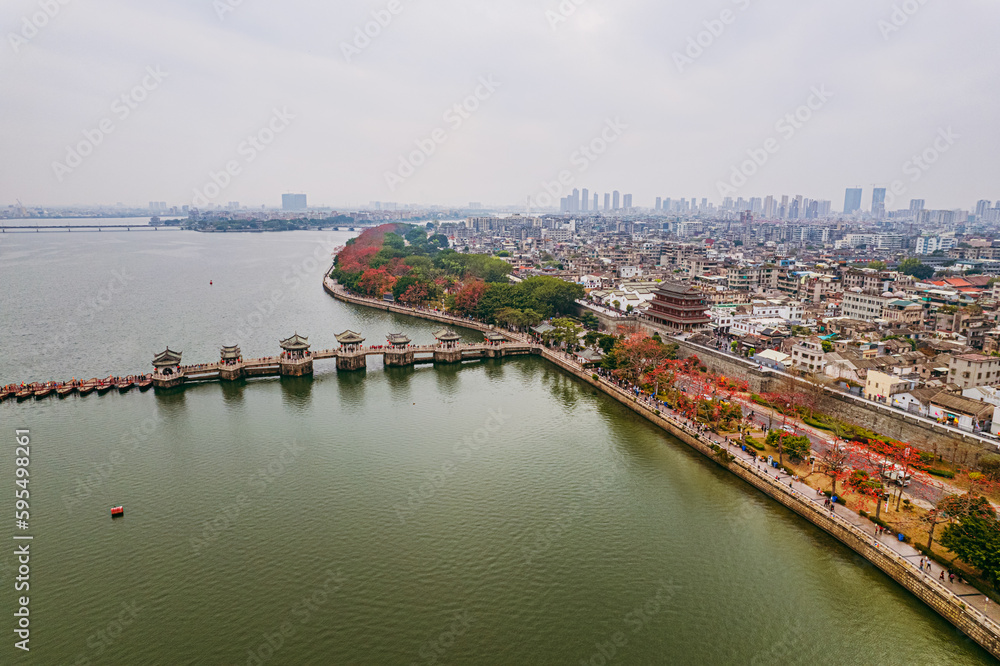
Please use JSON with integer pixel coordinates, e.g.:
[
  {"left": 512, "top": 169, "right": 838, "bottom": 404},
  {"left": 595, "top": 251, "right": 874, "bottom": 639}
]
[
  {"left": 976, "top": 200, "right": 992, "bottom": 219},
  {"left": 623, "top": 194, "right": 632, "bottom": 210},
  {"left": 843, "top": 188, "right": 863, "bottom": 214},
  {"left": 779, "top": 195, "right": 789, "bottom": 219},
  {"left": 612, "top": 191, "right": 620, "bottom": 210},
  {"left": 282, "top": 193, "right": 307, "bottom": 211},
  {"left": 909, "top": 199, "right": 925, "bottom": 213},
  {"left": 763, "top": 195, "right": 775, "bottom": 218},
  {"left": 872, "top": 188, "right": 886, "bottom": 218},
  {"left": 655, "top": 197, "right": 662, "bottom": 211},
  {"left": 570, "top": 188, "right": 580, "bottom": 212},
  {"left": 604, "top": 193, "right": 610, "bottom": 210},
  {"left": 581, "top": 188, "right": 589, "bottom": 212},
  {"left": 593, "top": 193, "right": 598, "bottom": 211}
]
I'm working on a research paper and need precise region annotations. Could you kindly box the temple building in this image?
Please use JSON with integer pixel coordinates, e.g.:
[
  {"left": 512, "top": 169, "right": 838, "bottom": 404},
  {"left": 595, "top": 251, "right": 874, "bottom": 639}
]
[{"left": 646, "top": 282, "right": 711, "bottom": 332}]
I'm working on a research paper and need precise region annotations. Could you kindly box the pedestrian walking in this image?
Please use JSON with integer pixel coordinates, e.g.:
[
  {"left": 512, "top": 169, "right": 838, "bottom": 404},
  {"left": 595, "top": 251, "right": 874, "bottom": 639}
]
[{"left": 940, "top": 571, "right": 945, "bottom": 582}]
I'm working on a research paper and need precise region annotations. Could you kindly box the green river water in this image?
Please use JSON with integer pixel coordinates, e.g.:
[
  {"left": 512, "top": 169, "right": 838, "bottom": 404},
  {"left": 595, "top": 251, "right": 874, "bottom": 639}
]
[{"left": 0, "top": 229, "right": 993, "bottom": 664}]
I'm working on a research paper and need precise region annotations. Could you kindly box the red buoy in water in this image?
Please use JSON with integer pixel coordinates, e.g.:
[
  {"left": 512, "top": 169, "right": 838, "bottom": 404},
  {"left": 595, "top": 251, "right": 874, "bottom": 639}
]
[
  {"left": 210, "top": 280, "right": 213, "bottom": 285},
  {"left": 111, "top": 506, "right": 124, "bottom": 518}
]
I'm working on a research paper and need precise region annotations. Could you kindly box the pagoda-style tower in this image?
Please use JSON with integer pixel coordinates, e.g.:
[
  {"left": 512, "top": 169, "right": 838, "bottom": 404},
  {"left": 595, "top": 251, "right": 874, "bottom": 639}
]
[
  {"left": 152, "top": 348, "right": 184, "bottom": 389},
  {"left": 433, "top": 328, "right": 463, "bottom": 363},
  {"left": 219, "top": 345, "right": 244, "bottom": 381},
  {"left": 384, "top": 332, "right": 414, "bottom": 367},
  {"left": 279, "top": 333, "right": 313, "bottom": 376},
  {"left": 335, "top": 330, "right": 366, "bottom": 372}
]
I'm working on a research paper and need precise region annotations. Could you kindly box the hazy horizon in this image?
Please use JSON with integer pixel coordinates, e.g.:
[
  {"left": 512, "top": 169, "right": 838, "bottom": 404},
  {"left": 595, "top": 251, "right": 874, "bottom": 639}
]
[{"left": 2, "top": 0, "right": 997, "bottom": 210}]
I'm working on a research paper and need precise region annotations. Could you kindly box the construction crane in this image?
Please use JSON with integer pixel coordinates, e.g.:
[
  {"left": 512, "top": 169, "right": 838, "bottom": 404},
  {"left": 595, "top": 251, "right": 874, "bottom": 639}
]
[{"left": 15, "top": 199, "right": 27, "bottom": 217}]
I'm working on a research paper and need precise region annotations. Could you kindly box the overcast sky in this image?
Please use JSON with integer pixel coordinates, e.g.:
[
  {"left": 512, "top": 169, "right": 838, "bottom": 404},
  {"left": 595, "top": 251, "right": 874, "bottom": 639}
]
[{"left": 1, "top": 0, "right": 997, "bottom": 211}]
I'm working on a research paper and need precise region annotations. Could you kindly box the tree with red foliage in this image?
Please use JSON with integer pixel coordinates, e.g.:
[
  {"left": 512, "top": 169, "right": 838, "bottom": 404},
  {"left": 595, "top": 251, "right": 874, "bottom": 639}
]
[
  {"left": 399, "top": 283, "right": 429, "bottom": 305},
  {"left": 453, "top": 280, "right": 488, "bottom": 315},
  {"left": 358, "top": 268, "right": 397, "bottom": 298},
  {"left": 617, "top": 333, "right": 674, "bottom": 384}
]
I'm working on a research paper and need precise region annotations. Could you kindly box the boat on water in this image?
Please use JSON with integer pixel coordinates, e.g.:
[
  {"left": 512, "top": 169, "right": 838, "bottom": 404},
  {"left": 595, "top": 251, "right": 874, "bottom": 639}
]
[
  {"left": 0, "top": 390, "right": 12, "bottom": 402},
  {"left": 136, "top": 378, "right": 152, "bottom": 391},
  {"left": 33, "top": 384, "right": 53, "bottom": 399},
  {"left": 111, "top": 506, "right": 124, "bottom": 518},
  {"left": 117, "top": 378, "right": 134, "bottom": 393},
  {"left": 16, "top": 389, "right": 33, "bottom": 401},
  {"left": 96, "top": 382, "right": 113, "bottom": 395},
  {"left": 78, "top": 383, "right": 95, "bottom": 396},
  {"left": 57, "top": 384, "right": 75, "bottom": 397}
]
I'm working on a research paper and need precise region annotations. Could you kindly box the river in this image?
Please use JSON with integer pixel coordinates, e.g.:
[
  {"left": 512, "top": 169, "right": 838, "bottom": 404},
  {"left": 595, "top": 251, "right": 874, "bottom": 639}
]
[{"left": 0, "top": 230, "right": 993, "bottom": 664}]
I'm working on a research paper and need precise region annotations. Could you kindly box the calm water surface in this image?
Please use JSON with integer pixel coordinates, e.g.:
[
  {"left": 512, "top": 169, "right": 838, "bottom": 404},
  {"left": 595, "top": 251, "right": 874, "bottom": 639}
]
[{"left": 0, "top": 231, "right": 994, "bottom": 664}]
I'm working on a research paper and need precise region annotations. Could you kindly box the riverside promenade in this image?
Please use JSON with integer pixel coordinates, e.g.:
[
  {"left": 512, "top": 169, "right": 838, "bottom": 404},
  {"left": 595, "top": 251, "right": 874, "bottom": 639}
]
[{"left": 325, "top": 277, "right": 1000, "bottom": 659}]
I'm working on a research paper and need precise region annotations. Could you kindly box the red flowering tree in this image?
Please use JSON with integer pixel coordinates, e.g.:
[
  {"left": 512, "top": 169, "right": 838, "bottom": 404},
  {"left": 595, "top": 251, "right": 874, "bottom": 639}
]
[
  {"left": 399, "top": 283, "right": 430, "bottom": 305},
  {"left": 357, "top": 268, "right": 397, "bottom": 298},
  {"left": 453, "top": 280, "right": 488, "bottom": 315}
]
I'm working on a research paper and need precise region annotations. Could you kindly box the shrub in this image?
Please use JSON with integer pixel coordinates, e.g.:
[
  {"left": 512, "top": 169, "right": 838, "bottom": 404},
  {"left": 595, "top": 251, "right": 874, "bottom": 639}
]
[
  {"left": 928, "top": 469, "right": 956, "bottom": 479},
  {"left": 745, "top": 437, "right": 765, "bottom": 451},
  {"left": 859, "top": 510, "right": 869, "bottom": 518},
  {"left": 592, "top": 374, "right": 599, "bottom": 381}
]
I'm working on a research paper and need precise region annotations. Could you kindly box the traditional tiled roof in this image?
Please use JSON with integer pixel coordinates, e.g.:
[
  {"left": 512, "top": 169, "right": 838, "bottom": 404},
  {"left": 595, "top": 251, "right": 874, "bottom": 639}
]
[
  {"left": 153, "top": 348, "right": 182, "bottom": 367},
  {"left": 280, "top": 333, "right": 310, "bottom": 351},
  {"left": 336, "top": 330, "right": 365, "bottom": 345}
]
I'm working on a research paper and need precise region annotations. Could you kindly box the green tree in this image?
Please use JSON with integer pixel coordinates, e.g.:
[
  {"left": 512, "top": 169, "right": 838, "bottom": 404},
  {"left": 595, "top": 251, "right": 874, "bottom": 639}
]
[
  {"left": 940, "top": 499, "right": 1000, "bottom": 585},
  {"left": 898, "top": 257, "right": 935, "bottom": 280},
  {"left": 979, "top": 454, "right": 1000, "bottom": 481},
  {"left": 581, "top": 313, "right": 600, "bottom": 330}
]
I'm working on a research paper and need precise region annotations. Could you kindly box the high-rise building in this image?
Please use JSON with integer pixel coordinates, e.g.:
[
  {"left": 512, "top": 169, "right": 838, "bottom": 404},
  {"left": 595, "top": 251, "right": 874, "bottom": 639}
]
[
  {"left": 581, "top": 188, "right": 589, "bottom": 212},
  {"left": 872, "top": 188, "right": 886, "bottom": 218},
  {"left": 593, "top": 193, "right": 598, "bottom": 211},
  {"left": 779, "top": 195, "right": 789, "bottom": 219},
  {"left": 763, "top": 195, "right": 775, "bottom": 218},
  {"left": 282, "top": 193, "right": 308, "bottom": 211},
  {"left": 976, "top": 200, "right": 992, "bottom": 219},
  {"left": 655, "top": 197, "right": 662, "bottom": 211},
  {"left": 612, "top": 191, "right": 620, "bottom": 210},
  {"left": 844, "top": 188, "right": 863, "bottom": 214},
  {"left": 604, "top": 193, "right": 610, "bottom": 210},
  {"left": 909, "top": 199, "right": 925, "bottom": 213},
  {"left": 623, "top": 194, "right": 633, "bottom": 210}
]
